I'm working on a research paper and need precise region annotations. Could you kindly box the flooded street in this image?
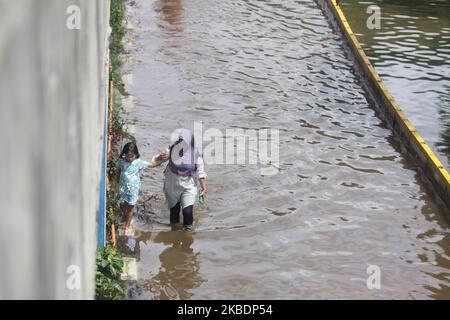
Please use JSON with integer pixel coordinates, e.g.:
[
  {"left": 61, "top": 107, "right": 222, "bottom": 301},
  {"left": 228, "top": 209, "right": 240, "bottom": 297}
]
[
  {"left": 122, "top": 0, "right": 449, "bottom": 299},
  {"left": 342, "top": 0, "right": 450, "bottom": 169}
]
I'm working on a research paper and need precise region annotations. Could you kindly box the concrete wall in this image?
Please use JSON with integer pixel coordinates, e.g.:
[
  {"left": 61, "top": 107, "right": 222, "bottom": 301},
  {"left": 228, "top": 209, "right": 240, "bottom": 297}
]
[{"left": 0, "top": 0, "right": 110, "bottom": 299}]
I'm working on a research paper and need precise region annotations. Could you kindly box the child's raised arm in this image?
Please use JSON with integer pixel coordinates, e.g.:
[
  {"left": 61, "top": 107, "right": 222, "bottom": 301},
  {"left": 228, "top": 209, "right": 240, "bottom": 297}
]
[{"left": 148, "top": 148, "right": 170, "bottom": 168}]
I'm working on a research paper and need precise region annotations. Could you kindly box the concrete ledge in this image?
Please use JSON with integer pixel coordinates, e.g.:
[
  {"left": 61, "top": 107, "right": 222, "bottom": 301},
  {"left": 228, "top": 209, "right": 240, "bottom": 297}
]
[
  {"left": 316, "top": 0, "right": 450, "bottom": 214},
  {"left": 121, "top": 257, "right": 138, "bottom": 281}
]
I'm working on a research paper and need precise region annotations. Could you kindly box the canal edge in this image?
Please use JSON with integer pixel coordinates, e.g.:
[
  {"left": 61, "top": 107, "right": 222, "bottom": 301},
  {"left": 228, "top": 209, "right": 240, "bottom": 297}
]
[{"left": 317, "top": 0, "right": 450, "bottom": 215}]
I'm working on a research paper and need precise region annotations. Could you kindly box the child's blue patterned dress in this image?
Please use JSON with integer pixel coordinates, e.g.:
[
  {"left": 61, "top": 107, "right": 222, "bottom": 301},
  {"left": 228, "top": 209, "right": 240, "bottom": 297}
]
[{"left": 118, "top": 158, "right": 150, "bottom": 206}]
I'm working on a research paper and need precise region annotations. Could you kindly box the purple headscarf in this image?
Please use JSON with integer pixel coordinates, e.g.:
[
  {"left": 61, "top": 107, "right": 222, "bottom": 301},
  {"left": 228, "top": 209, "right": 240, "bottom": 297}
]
[{"left": 168, "top": 128, "right": 198, "bottom": 176}]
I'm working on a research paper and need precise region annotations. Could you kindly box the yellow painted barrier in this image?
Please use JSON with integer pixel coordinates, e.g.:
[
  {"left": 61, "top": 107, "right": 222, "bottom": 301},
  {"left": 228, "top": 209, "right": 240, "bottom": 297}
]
[{"left": 317, "top": 0, "right": 450, "bottom": 213}]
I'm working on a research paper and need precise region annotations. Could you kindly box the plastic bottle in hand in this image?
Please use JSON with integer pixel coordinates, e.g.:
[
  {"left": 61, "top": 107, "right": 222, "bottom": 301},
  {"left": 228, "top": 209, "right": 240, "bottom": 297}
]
[{"left": 199, "top": 191, "right": 205, "bottom": 205}]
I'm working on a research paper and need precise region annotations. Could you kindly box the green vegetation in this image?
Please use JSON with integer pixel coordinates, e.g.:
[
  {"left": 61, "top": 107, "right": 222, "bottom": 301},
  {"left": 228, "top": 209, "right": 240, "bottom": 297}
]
[
  {"left": 109, "top": 0, "right": 127, "bottom": 93},
  {"left": 96, "top": 0, "right": 128, "bottom": 301},
  {"left": 107, "top": 0, "right": 127, "bottom": 243},
  {"left": 95, "top": 246, "right": 125, "bottom": 300}
]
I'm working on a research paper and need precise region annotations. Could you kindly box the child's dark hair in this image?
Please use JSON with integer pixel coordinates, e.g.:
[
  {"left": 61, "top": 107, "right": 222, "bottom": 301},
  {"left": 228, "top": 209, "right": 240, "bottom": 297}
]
[{"left": 120, "top": 142, "right": 140, "bottom": 159}]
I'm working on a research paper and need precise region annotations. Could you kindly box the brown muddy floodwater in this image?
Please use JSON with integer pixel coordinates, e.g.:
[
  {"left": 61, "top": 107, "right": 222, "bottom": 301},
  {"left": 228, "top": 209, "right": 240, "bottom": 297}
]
[
  {"left": 342, "top": 0, "right": 450, "bottom": 170},
  {"left": 121, "top": 0, "right": 450, "bottom": 299}
]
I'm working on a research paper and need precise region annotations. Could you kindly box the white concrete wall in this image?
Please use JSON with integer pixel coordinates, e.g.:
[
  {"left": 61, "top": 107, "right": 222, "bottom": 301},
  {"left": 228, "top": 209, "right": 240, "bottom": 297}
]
[{"left": 0, "top": 0, "right": 110, "bottom": 299}]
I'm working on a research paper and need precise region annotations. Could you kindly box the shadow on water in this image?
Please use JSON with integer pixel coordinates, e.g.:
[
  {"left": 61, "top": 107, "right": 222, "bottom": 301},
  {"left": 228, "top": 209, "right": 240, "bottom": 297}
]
[{"left": 136, "top": 228, "right": 205, "bottom": 300}]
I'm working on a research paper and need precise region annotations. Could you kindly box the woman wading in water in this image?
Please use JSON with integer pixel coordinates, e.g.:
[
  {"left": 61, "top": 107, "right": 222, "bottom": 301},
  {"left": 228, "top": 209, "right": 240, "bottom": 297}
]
[{"left": 154, "top": 128, "right": 207, "bottom": 231}]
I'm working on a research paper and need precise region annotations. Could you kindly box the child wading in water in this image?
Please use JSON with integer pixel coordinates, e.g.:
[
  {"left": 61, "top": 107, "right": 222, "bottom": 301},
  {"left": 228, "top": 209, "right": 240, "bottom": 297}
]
[{"left": 117, "top": 142, "right": 166, "bottom": 235}]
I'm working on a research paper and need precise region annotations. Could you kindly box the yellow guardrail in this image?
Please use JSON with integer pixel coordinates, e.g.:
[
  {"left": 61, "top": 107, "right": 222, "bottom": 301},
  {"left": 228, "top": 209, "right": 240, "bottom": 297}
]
[{"left": 317, "top": 0, "right": 450, "bottom": 213}]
